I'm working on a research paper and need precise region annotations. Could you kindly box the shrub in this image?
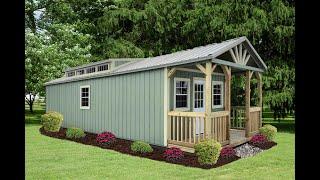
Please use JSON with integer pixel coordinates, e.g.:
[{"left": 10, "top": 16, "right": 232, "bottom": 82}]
[
  {"left": 259, "top": 124, "right": 277, "bottom": 141},
  {"left": 164, "top": 147, "right": 184, "bottom": 162},
  {"left": 194, "top": 139, "right": 222, "bottom": 165},
  {"left": 66, "top": 127, "right": 85, "bottom": 139},
  {"left": 96, "top": 131, "right": 116, "bottom": 146},
  {"left": 250, "top": 134, "right": 268, "bottom": 146},
  {"left": 220, "top": 146, "right": 236, "bottom": 159},
  {"left": 41, "top": 111, "right": 63, "bottom": 132},
  {"left": 131, "top": 141, "right": 153, "bottom": 154}
]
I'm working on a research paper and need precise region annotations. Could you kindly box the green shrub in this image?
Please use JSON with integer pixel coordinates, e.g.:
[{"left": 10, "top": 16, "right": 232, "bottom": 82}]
[
  {"left": 41, "top": 111, "right": 63, "bottom": 132},
  {"left": 66, "top": 127, "right": 85, "bottom": 139},
  {"left": 259, "top": 124, "right": 277, "bottom": 141},
  {"left": 194, "top": 139, "right": 222, "bottom": 165},
  {"left": 131, "top": 141, "right": 153, "bottom": 153}
]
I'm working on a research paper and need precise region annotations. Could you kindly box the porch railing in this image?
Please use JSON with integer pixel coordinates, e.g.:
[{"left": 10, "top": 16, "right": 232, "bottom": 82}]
[
  {"left": 208, "top": 111, "right": 230, "bottom": 145},
  {"left": 230, "top": 106, "right": 246, "bottom": 129},
  {"left": 167, "top": 111, "right": 230, "bottom": 147},
  {"left": 248, "top": 107, "right": 262, "bottom": 136}
]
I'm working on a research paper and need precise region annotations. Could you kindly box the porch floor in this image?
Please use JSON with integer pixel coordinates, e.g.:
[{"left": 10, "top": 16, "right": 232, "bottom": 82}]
[{"left": 168, "top": 129, "right": 248, "bottom": 153}]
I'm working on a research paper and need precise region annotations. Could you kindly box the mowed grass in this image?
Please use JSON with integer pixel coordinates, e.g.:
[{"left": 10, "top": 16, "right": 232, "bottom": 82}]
[
  {"left": 26, "top": 125, "right": 294, "bottom": 179},
  {"left": 25, "top": 102, "right": 45, "bottom": 124}
]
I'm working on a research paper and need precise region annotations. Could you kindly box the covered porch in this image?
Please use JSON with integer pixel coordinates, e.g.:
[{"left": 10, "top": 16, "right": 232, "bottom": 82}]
[{"left": 165, "top": 42, "right": 265, "bottom": 152}]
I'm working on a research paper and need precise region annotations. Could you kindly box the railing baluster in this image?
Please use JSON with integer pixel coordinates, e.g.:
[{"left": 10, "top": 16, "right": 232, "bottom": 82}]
[
  {"left": 193, "top": 117, "right": 196, "bottom": 143},
  {"left": 189, "top": 117, "right": 191, "bottom": 143},
  {"left": 173, "top": 116, "right": 176, "bottom": 141}
]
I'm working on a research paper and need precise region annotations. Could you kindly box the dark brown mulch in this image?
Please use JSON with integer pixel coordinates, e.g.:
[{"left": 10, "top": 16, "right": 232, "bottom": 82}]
[
  {"left": 40, "top": 127, "right": 241, "bottom": 169},
  {"left": 249, "top": 141, "right": 278, "bottom": 150}
]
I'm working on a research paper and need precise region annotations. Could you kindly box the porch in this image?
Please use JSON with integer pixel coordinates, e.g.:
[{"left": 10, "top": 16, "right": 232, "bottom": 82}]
[{"left": 165, "top": 42, "right": 264, "bottom": 152}]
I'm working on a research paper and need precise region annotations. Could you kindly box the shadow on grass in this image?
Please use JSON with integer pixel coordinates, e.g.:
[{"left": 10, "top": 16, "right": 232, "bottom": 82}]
[
  {"left": 25, "top": 109, "right": 45, "bottom": 125},
  {"left": 262, "top": 122, "right": 295, "bottom": 133}
]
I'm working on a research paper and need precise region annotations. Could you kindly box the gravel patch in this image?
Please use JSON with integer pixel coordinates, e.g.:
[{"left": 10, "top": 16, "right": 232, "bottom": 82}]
[{"left": 234, "top": 143, "right": 263, "bottom": 158}]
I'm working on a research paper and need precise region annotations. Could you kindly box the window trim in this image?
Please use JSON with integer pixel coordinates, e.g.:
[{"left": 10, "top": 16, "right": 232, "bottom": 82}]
[
  {"left": 173, "top": 77, "right": 190, "bottom": 111},
  {"left": 212, "top": 81, "right": 224, "bottom": 109},
  {"left": 192, "top": 77, "right": 205, "bottom": 111},
  {"left": 80, "top": 85, "right": 90, "bottom": 110}
]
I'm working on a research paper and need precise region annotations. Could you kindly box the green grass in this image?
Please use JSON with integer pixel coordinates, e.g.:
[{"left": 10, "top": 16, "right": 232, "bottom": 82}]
[
  {"left": 25, "top": 102, "right": 45, "bottom": 124},
  {"left": 26, "top": 125, "right": 294, "bottom": 179}
]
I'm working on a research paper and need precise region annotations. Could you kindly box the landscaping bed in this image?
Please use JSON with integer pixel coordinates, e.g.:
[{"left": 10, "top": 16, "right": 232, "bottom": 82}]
[{"left": 40, "top": 127, "right": 276, "bottom": 169}]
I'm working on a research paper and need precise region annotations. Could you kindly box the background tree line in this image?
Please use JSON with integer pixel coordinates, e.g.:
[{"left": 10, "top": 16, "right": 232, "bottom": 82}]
[{"left": 25, "top": 0, "right": 295, "bottom": 120}]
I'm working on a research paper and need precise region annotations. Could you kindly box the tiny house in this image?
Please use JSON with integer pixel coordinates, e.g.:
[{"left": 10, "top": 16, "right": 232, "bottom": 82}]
[{"left": 45, "top": 36, "right": 267, "bottom": 151}]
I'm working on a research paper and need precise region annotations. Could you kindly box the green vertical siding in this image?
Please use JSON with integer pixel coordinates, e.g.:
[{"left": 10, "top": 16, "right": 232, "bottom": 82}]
[
  {"left": 169, "top": 70, "right": 225, "bottom": 112},
  {"left": 46, "top": 69, "right": 165, "bottom": 146}
]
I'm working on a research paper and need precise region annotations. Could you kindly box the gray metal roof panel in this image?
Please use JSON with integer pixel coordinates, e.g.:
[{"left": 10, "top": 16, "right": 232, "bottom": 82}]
[{"left": 45, "top": 36, "right": 265, "bottom": 86}]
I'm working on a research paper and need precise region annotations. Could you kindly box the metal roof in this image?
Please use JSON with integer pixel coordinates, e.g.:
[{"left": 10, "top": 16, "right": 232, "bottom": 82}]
[{"left": 45, "top": 36, "right": 266, "bottom": 86}]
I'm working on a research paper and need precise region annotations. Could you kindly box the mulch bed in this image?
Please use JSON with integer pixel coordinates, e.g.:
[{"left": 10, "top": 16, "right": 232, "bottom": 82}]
[
  {"left": 249, "top": 141, "right": 278, "bottom": 150},
  {"left": 41, "top": 127, "right": 249, "bottom": 169}
]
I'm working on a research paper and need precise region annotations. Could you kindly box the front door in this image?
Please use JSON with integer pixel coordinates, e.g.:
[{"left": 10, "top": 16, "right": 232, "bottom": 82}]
[{"left": 193, "top": 79, "right": 205, "bottom": 135}]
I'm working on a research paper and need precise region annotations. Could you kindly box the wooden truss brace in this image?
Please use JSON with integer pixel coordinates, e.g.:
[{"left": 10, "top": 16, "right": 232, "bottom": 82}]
[
  {"left": 168, "top": 68, "right": 177, "bottom": 78},
  {"left": 229, "top": 43, "right": 251, "bottom": 65}
]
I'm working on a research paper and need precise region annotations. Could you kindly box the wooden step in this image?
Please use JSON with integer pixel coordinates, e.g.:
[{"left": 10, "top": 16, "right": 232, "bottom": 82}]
[{"left": 167, "top": 144, "right": 195, "bottom": 153}]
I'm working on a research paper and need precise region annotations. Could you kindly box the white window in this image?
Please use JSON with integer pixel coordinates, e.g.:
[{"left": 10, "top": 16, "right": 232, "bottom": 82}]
[
  {"left": 80, "top": 85, "right": 90, "bottom": 109},
  {"left": 77, "top": 69, "right": 85, "bottom": 75},
  {"left": 212, "top": 81, "right": 224, "bottom": 108},
  {"left": 67, "top": 71, "right": 75, "bottom": 77},
  {"left": 86, "top": 67, "right": 96, "bottom": 74},
  {"left": 98, "top": 64, "right": 109, "bottom": 71},
  {"left": 174, "top": 78, "right": 190, "bottom": 111}
]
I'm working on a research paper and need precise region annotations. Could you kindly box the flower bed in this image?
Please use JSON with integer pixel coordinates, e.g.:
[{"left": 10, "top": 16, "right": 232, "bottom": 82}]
[{"left": 39, "top": 127, "right": 277, "bottom": 169}]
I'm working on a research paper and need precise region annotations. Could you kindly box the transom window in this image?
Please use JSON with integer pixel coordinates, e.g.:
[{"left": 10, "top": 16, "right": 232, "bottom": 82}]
[
  {"left": 67, "top": 71, "right": 75, "bottom": 77},
  {"left": 86, "top": 67, "right": 96, "bottom": 74},
  {"left": 98, "top": 64, "right": 109, "bottom": 71},
  {"left": 77, "top": 69, "right": 85, "bottom": 75},
  {"left": 80, "top": 85, "right": 90, "bottom": 109},
  {"left": 174, "top": 78, "right": 190, "bottom": 110},
  {"left": 212, "top": 81, "right": 224, "bottom": 108}
]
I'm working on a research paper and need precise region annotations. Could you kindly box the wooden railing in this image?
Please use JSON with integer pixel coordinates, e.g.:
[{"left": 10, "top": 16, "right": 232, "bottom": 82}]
[
  {"left": 167, "top": 111, "right": 205, "bottom": 147},
  {"left": 167, "top": 111, "right": 230, "bottom": 147},
  {"left": 230, "top": 106, "right": 245, "bottom": 129},
  {"left": 207, "top": 111, "right": 230, "bottom": 145},
  {"left": 248, "top": 107, "right": 262, "bottom": 136}
]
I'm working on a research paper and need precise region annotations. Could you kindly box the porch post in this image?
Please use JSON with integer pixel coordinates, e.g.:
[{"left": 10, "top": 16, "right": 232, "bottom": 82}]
[
  {"left": 221, "top": 65, "right": 231, "bottom": 141},
  {"left": 256, "top": 72, "right": 263, "bottom": 128},
  {"left": 245, "top": 70, "right": 252, "bottom": 137},
  {"left": 205, "top": 61, "right": 212, "bottom": 138}
]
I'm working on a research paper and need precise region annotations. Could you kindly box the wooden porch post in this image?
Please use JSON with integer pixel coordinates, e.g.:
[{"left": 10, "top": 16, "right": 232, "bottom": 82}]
[
  {"left": 256, "top": 72, "right": 263, "bottom": 128},
  {"left": 205, "top": 61, "right": 212, "bottom": 138},
  {"left": 221, "top": 65, "right": 231, "bottom": 141},
  {"left": 245, "top": 70, "right": 252, "bottom": 137}
]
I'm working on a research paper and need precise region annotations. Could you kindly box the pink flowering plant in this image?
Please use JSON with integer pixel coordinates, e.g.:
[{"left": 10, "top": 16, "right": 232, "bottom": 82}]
[
  {"left": 249, "top": 134, "right": 268, "bottom": 146},
  {"left": 96, "top": 131, "right": 116, "bottom": 146},
  {"left": 164, "top": 147, "right": 184, "bottom": 162},
  {"left": 219, "top": 146, "right": 236, "bottom": 159}
]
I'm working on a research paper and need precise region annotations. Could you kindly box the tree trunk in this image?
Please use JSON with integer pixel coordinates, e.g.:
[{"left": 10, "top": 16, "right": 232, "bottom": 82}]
[{"left": 29, "top": 103, "right": 33, "bottom": 113}]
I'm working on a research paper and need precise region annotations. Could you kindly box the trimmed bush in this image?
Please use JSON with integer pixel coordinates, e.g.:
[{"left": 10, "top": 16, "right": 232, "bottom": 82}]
[
  {"left": 96, "top": 131, "right": 116, "bottom": 146},
  {"left": 131, "top": 141, "right": 153, "bottom": 153},
  {"left": 220, "top": 146, "right": 236, "bottom": 159},
  {"left": 164, "top": 147, "right": 184, "bottom": 162},
  {"left": 41, "top": 111, "right": 63, "bottom": 132},
  {"left": 66, "top": 128, "right": 85, "bottom": 139},
  {"left": 259, "top": 124, "right": 277, "bottom": 141},
  {"left": 194, "top": 139, "right": 222, "bottom": 165},
  {"left": 249, "top": 134, "right": 268, "bottom": 146}
]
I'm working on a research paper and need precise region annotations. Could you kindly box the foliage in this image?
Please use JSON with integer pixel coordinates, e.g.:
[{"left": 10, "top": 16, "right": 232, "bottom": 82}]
[
  {"left": 96, "top": 131, "right": 116, "bottom": 146},
  {"left": 194, "top": 139, "right": 222, "bottom": 165},
  {"left": 66, "top": 127, "right": 86, "bottom": 139},
  {"left": 131, "top": 141, "right": 153, "bottom": 154},
  {"left": 259, "top": 124, "right": 278, "bottom": 141},
  {"left": 41, "top": 111, "right": 63, "bottom": 132},
  {"left": 249, "top": 134, "right": 268, "bottom": 146},
  {"left": 219, "top": 146, "right": 236, "bottom": 159},
  {"left": 163, "top": 147, "right": 184, "bottom": 162},
  {"left": 25, "top": 0, "right": 295, "bottom": 118}
]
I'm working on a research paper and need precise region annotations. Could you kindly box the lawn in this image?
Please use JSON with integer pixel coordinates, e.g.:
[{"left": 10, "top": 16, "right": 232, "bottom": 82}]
[
  {"left": 26, "top": 129, "right": 294, "bottom": 179},
  {"left": 25, "top": 104, "right": 295, "bottom": 179}
]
